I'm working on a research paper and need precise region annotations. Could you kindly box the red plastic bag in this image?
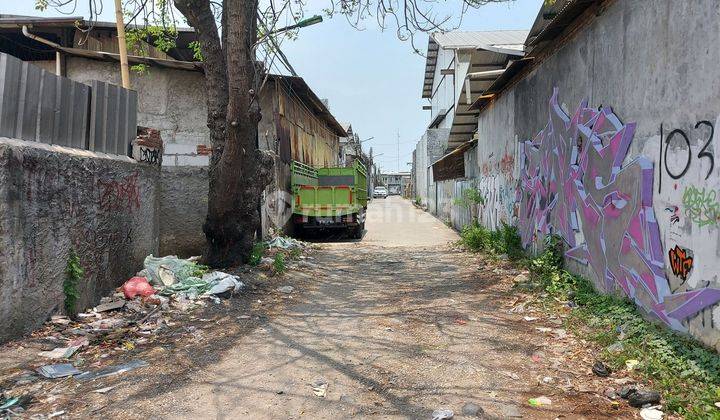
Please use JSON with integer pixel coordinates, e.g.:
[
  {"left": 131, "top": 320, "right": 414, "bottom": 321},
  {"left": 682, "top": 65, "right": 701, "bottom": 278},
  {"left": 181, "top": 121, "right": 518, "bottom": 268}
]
[{"left": 121, "top": 277, "right": 155, "bottom": 299}]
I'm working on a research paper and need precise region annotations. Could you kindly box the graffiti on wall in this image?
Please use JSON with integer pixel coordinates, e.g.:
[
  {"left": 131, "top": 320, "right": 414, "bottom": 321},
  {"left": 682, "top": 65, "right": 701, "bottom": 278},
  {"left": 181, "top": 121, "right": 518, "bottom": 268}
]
[
  {"left": 518, "top": 88, "right": 720, "bottom": 332},
  {"left": 682, "top": 186, "right": 720, "bottom": 228},
  {"left": 97, "top": 172, "right": 141, "bottom": 212},
  {"left": 668, "top": 245, "right": 694, "bottom": 284}
]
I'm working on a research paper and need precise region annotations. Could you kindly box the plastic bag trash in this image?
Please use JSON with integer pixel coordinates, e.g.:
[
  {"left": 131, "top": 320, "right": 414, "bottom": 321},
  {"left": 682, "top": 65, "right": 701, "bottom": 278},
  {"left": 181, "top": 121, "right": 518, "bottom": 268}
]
[
  {"left": 143, "top": 255, "right": 202, "bottom": 287},
  {"left": 0, "top": 397, "right": 19, "bottom": 411},
  {"left": 38, "top": 345, "right": 80, "bottom": 359},
  {"left": 640, "top": 407, "right": 664, "bottom": 420},
  {"left": 160, "top": 276, "right": 209, "bottom": 296},
  {"left": 528, "top": 396, "right": 552, "bottom": 406},
  {"left": 76, "top": 360, "right": 148, "bottom": 381},
  {"left": 204, "top": 272, "right": 244, "bottom": 295},
  {"left": 592, "top": 361, "right": 611, "bottom": 377},
  {"left": 121, "top": 277, "right": 155, "bottom": 299},
  {"left": 627, "top": 390, "right": 661, "bottom": 408},
  {"left": 267, "top": 237, "right": 303, "bottom": 249},
  {"left": 36, "top": 364, "right": 83, "bottom": 378},
  {"left": 207, "top": 278, "right": 243, "bottom": 295},
  {"left": 311, "top": 379, "right": 328, "bottom": 397},
  {"left": 625, "top": 359, "right": 640, "bottom": 371},
  {"left": 431, "top": 408, "right": 454, "bottom": 419}
]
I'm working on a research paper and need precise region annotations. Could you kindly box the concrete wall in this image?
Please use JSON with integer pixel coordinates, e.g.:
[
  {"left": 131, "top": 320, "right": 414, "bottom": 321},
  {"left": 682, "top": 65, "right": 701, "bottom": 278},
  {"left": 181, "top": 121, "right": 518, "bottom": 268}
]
[
  {"left": 470, "top": 0, "right": 720, "bottom": 349},
  {"left": 159, "top": 166, "right": 208, "bottom": 257},
  {"left": 415, "top": 128, "right": 450, "bottom": 210},
  {"left": 65, "top": 57, "right": 210, "bottom": 166},
  {"left": 0, "top": 137, "right": 159, "bottom": 343}
]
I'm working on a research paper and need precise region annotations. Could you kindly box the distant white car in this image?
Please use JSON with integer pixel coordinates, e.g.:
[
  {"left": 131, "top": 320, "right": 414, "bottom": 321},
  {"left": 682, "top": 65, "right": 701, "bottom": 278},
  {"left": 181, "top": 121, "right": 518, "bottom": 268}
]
[{"left": 373, "top": 186, "right": 388, "bottom": 199}]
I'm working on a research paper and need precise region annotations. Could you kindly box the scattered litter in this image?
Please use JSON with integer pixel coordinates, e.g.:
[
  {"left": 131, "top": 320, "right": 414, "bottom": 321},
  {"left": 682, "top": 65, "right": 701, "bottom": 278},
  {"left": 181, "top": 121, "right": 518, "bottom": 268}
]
[
  {"left": 626, "top": 389, "right": 661, "bottom": 408},
  {"left": 92, "top": 386, "right": 116, "bottom": 394},
  {"left": 604, "top": 388, "right": 619, "bottom": 399},
  {"left": 267, "top": 236, "right": 305, "bottom": 250},
  {"left": 50, "top": 315, "right": 71, "bottom": 325},
  {"left": 77, "top": 360, "right": 148, "bottom": 381},
  {"left": 311, "top": 379, "right": 328, "bottom": 397},
  {"left": 625, "top": 359, "right": 640, "bottom": 371},
  {"left": 523, "top": 316, "right": 538, "bottom": 322},
  {"left": 206, "top": 272, "right": 244, "bottom": 296},
  {"left": 277, "top": 286, "right": 294, "bottom": 294},
  {"left": 94, "top": 300, "right": 126, "bottom": 313},
  {"left": 618, "top": 386, "right": 637, "bottom": 399},
  {"left": 431, "top": 408, "right": 454, "bottom": 419},
  {"left": 607, "top": 342, "right": 625, "bottom": 354},
  {"left": 36, "top": 363, "right": 83, "bottom": 379},
  {"left": 48, "top": 411, "right": 66, "bottom": 418},
  {"left": 454, "top": 318, "right": 467, "bottom": 325},
  {"left": 715, "top": 402, "right": 720, "bottom": 409},
  {"left": 121, "top": 277, "right": 156, "bottom": 299},
  {"left": 143, "top": 255, "right": 203, "bottom": 287},
  {"left": 536, "top": 327, "right": 552, "bottom": 333},
  {"left": 542, "top": 376, "right": 554, "bottom": 384},
  {"left": 528, "top": 396, "right": 552, "bottom": 407},
  {"left": 0, "top": 397, "right": 19, "bottom": 411},
  {"left": 502, "top": 371, "right": 520, "bottom": 380},
  {"left": 38, "top": 345, "right": 80, "bottom": 359},
  {"left": 592, "top": 361, "right": 611, "bottom": 377},
  {"left": 640, "top": 407, "right": 664, "bottom": 420}
]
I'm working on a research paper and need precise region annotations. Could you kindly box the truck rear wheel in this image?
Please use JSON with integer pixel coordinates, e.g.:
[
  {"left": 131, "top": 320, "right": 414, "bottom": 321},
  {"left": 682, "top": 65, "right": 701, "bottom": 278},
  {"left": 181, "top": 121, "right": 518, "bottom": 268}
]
[{"left": 350, "top": 225, "right": 363, "bottom": 240}]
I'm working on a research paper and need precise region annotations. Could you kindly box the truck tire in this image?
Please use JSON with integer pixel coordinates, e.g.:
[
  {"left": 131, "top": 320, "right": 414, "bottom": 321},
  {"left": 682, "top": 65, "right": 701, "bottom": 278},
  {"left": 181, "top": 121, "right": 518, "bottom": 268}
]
[{"left": 350, "top": 226, "right": 363, "bottom": 240}]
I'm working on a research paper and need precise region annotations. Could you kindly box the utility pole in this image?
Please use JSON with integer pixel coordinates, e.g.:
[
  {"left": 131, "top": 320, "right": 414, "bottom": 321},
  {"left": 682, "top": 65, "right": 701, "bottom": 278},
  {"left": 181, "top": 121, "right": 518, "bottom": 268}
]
[
  {"left": 114, "top": 0, "right": 131, "bottom": 89},
  {"left": 396, "top": 129, "right": 400, "bottom": 173}
]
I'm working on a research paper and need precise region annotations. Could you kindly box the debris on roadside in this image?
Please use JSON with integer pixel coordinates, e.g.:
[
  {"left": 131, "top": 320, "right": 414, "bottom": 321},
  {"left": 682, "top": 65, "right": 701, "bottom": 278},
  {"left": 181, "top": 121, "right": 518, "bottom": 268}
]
[
  {"left": 625, "top": 359, "right": 640, "bottom": 371},
  {"left": 36, "top": 363, "right": 83, "bottom": 379},
  {"left": 311, "top": 378, "right": 328, "bottom": 397},
  {"left": 592, "top": 361, "right": 611, "bottom": 377},
  {"left": 625, "top": 388, "right": 661, "bottom": 408},
  {"left": 277, "top": 285, "right": 294, "bottom": 294},
  {"left": 528, "top": 396, "right": 552, "bottom": 407},
  {"left": 640, "top": 407, "right": 664, "bottom": 420},
  {"left": 76, "top": 360, "right": 148, "bottom": 381},
  {"left": 431, "top": 408, "right": 454, "bottom": 419}
]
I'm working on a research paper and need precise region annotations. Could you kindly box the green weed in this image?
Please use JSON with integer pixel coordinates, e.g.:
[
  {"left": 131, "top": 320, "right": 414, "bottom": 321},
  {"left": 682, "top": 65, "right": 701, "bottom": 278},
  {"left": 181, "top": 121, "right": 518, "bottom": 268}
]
[
  {"left": 63, "top": 250, "right": 84, "bottom": 316},
  {"left": 273, "top": 253, "right": 286, "bottom": 274},
  {"left": 249, "top": 242, "right": 266, "bottom": 266},
  {"left": 526, "top": 235, "right": 720, "bottom": 419},
  {"left": 460, "top": 222, "right": 524, "bottom": 260}
]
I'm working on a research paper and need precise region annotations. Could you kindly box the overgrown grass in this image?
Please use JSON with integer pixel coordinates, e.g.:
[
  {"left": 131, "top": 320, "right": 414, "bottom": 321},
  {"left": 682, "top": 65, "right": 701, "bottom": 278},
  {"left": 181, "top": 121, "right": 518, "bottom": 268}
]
[
  {"left": 460, "top": 222, "right": 524, "bottom": 260},
  {"left": 461, "top": 227, "right": 720, "bottom": 419},
  {"left": 249, "top": 242, "right": 266, "bottom": 266},
  {"left": 273, "top": 253, "right": 286, "bottom": 274}
]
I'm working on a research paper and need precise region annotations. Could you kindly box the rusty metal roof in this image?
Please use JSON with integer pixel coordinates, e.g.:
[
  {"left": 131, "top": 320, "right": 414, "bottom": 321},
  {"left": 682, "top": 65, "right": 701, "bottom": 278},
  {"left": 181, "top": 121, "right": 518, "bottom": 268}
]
[{"left": 268, "top": 74, "right": 348, "bottom": 138}]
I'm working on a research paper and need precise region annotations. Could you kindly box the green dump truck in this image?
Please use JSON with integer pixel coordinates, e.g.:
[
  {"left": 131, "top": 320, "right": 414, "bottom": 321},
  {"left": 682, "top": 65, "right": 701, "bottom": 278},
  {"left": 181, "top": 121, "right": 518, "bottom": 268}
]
[{"left": 291, "top": 160, "right": 368, "bottom": 239}]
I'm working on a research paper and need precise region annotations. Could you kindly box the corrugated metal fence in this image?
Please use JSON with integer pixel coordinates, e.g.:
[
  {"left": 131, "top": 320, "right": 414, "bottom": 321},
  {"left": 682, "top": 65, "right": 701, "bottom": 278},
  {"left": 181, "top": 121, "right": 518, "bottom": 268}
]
[{"left": 0, "top": 53, "right": 137, "bottom": 155}]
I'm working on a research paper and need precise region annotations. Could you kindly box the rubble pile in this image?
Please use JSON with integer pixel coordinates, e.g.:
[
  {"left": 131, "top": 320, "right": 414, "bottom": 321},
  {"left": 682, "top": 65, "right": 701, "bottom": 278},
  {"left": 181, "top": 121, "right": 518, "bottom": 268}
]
[{"left": 0, "top": 237, "right": 312, "bottom": 418}]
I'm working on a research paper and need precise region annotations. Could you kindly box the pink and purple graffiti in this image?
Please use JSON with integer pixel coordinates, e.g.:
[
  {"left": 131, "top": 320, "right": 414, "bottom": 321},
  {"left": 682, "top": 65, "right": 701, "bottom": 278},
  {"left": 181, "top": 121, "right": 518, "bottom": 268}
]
[{"left": 518, "top": 88, "right": 720, "bottom": 331}]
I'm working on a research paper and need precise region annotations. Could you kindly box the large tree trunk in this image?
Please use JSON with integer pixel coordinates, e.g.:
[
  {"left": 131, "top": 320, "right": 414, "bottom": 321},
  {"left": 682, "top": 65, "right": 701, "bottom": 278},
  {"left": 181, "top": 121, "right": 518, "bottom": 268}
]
[{"left": 175, "top": 0, "right": 274, "bottom": 267}]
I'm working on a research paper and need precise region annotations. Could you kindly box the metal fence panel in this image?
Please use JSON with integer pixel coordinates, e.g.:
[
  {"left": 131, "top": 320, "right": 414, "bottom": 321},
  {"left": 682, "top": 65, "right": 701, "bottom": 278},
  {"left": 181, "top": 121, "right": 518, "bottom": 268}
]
[
  {"left": 89, "top": 80, "right": 137, "bottom": 155},
  {"left": 0, "top": 52, "right": 135, "bottom": 155}
]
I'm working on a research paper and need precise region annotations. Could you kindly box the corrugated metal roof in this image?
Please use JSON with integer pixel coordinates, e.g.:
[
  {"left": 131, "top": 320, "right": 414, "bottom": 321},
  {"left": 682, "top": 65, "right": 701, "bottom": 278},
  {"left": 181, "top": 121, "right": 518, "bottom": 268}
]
[
  {"left": 431, "top": 30, "right": 529, "bottom": 49},
  {"left": 421, "top": 30, "right": 529, "bottom": 99}
]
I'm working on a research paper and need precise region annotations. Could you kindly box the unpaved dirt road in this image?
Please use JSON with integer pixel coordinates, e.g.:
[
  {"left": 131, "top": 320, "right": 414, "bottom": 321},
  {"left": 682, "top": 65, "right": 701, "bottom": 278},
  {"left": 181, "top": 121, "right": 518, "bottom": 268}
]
[
  {"left": 96, "top": 197, "right": 633, "bottom": 419},
  {"left": 8, "top": 197, "right": 637, "bottom": 418}
]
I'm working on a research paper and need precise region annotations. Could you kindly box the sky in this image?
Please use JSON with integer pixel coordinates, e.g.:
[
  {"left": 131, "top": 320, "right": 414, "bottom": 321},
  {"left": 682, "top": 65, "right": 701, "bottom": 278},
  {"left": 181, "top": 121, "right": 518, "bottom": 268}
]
[{"left": 6, "top": 0, "right": 542, "bottom": 173}]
